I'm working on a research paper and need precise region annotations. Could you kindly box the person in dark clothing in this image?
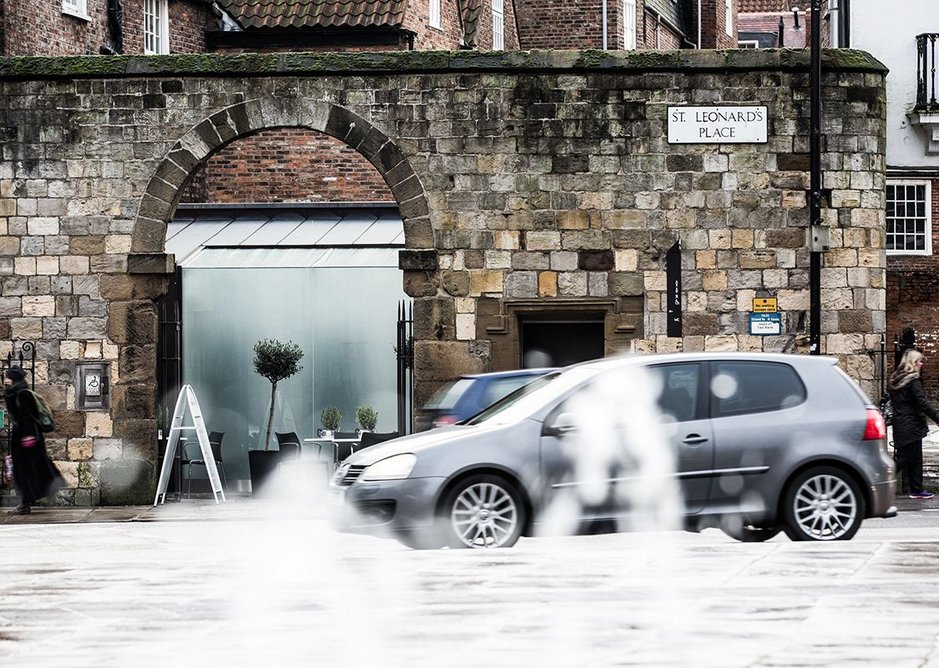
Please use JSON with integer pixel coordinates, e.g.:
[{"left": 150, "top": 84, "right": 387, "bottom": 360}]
[
  {"left": 3, "top": 366, "right": 64, "bottom": 514},
  {"left": 888, "top": 349, "right": 939, "bottom": 500}
]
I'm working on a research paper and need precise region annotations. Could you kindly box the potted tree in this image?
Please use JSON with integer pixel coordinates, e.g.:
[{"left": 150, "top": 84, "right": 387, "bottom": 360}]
[
  {"left": 320, "top": 406, "right": 342, "bottom": 439},
  {"left": 250, "top": 338, "right": 304, "bottom": 493},
  {"left": 355, "top": 405, "right": 378, "bottom": 433}
]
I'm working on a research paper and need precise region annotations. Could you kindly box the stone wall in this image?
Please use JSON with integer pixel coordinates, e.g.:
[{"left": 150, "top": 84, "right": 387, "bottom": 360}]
[{"left": 0, "top": 49, "right": 886, "bottom": 504}]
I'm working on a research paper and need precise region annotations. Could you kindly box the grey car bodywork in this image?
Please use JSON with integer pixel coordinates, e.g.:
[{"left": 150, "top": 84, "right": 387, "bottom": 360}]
[{"left": 330, "top": 353, "right": 897, "bottom": 546}]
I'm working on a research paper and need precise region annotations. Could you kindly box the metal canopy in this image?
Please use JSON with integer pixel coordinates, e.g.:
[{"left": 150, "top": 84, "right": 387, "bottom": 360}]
[{"left": 166, "top": 203, "right": 405, "bottom": 267}]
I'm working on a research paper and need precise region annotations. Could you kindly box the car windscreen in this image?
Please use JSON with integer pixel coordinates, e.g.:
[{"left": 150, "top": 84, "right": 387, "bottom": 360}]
[
  {"left": 424, "top": 378, "right": 475, "bottom": 410},
  {"left": 463, "top": 367, "right": 600, "bottom": 426}
]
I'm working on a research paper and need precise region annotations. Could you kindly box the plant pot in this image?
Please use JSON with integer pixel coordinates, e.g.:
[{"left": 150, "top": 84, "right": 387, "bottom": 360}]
[{"left": 248, "top": 450, "right": 279, "bottom": 494}]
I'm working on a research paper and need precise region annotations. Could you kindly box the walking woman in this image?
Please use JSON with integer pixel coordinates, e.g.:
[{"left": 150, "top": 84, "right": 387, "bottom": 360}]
[
  {"left": 3, "top": 366, "right": 63, "bottom": 514},
  {"left": 888, "top": 349, "right": 939, "bottom": 499}
]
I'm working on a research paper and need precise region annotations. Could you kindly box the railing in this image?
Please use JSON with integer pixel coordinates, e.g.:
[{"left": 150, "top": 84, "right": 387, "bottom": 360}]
[{"left": 915, "top": 33, "right": 938, "bottom": 112}]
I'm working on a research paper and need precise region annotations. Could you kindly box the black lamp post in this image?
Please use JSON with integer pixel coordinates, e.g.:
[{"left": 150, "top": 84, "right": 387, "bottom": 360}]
[{"left": 808, "top": 0, "right": 825, "bottom": 355}]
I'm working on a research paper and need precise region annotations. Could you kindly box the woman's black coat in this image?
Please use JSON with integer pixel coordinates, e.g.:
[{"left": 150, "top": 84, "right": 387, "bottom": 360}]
[
  {"left": 889, "top": 377, "right": 939, "bottom": 447},
  {"left": 3, "top": 381, "right": 63, "bottom": 503}
]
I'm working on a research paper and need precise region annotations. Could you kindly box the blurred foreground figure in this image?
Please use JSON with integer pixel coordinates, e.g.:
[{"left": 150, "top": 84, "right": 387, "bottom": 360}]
[{"left": 3, "top": 366, "right": 63, "bottom": 514}]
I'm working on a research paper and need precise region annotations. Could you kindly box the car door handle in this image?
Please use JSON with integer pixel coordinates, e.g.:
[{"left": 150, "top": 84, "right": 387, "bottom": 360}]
[{"left": 682, "top": 434, "right": 709, "bottom": 445}]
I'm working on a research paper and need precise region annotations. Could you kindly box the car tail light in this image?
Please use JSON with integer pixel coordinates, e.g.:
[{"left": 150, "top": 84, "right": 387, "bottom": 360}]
[
  {"left": 863, "top": 408, "right": 886, "bottom": 440},
  {"left": 433, "top": 414, "right": 458, "bottom": 428}
]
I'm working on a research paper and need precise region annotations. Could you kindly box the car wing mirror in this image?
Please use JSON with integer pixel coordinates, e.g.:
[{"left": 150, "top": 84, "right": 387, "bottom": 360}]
[{"left": 543, "top": 412, "right": 579, "bottom": 437}]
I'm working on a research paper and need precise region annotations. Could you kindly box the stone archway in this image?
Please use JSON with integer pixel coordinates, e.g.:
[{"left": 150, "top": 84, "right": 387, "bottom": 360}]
[{"left": 131, "top": 98, "right": 432, "bottom": 258}]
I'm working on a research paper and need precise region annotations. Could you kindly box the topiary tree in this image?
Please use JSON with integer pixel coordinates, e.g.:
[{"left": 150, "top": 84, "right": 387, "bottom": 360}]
[
  {"left": 355, "top": 405, "right": 379, "bottom": 431},
  {"left": 253, "top": 338, "right": 304, "bottom": 451},
  {"left": 320, "top": 406, "right": 342, "bottom": 432}
]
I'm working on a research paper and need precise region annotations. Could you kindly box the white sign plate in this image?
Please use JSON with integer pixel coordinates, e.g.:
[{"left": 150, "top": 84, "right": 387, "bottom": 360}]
[
  {"left": 749, "top": 312, "right": 782, "bottom": 336},
  {"left": 667, "top": 106, "right": 768, "bottom": 144}
]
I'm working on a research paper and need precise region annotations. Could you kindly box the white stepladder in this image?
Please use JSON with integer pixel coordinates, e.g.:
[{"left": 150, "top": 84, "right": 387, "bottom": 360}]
[{"left": 154, "top": 385, "right": 226, "bottom": 505}]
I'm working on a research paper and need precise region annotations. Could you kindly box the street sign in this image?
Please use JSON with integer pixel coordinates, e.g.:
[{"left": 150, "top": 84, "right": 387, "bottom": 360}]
[
  {"left": 667, "top": 106, "right": 768, "bottom": 144},
  {"left": 752, "top": 297, "right": 778, "bottom": 313},
  {"left": 749, "top": 312, "right": 782, "bottom": 336}
]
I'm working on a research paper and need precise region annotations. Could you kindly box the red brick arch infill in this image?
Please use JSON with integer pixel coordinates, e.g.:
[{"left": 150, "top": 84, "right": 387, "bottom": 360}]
[{"left": 132, "top": 98, "right": 432, "bottom": 260}]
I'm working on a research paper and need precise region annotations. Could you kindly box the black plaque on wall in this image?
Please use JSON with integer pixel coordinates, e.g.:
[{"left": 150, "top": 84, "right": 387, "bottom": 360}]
[{"left": 666, "top": 241, "right": 682, "bottom": 337}]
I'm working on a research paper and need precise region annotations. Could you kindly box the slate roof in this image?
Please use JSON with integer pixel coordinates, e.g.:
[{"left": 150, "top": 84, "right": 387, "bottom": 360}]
[
  {"left": 215, "top": 0, "right": 409, "bottom": 30},
  {"left": 645, "top": 0, "right": 693, "bottom": 40}
]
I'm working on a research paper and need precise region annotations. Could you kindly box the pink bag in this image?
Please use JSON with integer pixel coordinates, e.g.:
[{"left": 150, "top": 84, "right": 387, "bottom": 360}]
[
  {"left": 2, "top": 454, "right": 12, "bottom": 486},
  {"left": 21, "top": 436, "right": 37, "bottom": 449}
]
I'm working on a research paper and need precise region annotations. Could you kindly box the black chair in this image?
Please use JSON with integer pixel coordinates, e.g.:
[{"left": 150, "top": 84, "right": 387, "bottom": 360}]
[
  {"left": 182, "top": 431, "right": 227, "bottom": 497},
  {"left": 358, "top": 431, "right": 400, "bottom": 449},
  {"left": 275, "top": 432, "right": 302, "bottom": 462},
  {"left": 336, "top": 431, "right": 400, "bottom": 463},
  {"left": 208, "top": 431, "right": 228, "bottom": 491}
]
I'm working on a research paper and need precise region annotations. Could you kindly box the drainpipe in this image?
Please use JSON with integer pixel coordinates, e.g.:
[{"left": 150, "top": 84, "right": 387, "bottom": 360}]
[
  {"left": 778, "top": 16, "right": 785, "bottom": 47},
  {"left": 808, "top": 0, "right": 825, "bottom": 355},
  {"left": 602, "top": 0, "right": 608, "bottom": 50}
]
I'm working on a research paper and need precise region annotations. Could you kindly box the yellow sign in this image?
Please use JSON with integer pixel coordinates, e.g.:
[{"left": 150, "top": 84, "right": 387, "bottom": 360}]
[{"left": 752, "top": 297, "right": 778, "bottom": 313}]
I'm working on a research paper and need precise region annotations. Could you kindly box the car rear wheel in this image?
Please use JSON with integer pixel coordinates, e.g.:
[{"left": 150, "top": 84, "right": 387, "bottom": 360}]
[
  {"left": 442, "top": 474, "right": 525, "bottom": 549},
  {"left": 782, "top": 466, "right": 864, "bottom": 541}
]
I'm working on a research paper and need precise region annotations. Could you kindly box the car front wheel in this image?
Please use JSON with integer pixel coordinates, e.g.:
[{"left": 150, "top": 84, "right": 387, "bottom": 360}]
[
  {"left": 442, "top": 474, "right": 525, "bottom": 549},
  {"left": 782, "top": 466, "right": 864, "bottom": 541}
]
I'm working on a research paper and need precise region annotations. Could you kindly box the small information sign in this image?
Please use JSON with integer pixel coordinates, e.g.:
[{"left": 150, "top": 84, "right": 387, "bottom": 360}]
[
  {"left": 752, "top": 297, "right": 778, "bottom": 313},
  {"left": 749, "top": 312, "right": 782, "bottom": 336}
]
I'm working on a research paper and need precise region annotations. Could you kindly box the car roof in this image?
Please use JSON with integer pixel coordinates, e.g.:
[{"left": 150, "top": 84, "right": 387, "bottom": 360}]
[
  {"left": 569, "top": 351, "right": 840, "bottom": 371},
  {"left": 462, "top": 368, "right": 557, "bottom": 380}
]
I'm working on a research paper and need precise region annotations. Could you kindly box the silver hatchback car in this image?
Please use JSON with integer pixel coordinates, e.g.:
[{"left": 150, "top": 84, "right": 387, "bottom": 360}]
[{"left": 330, "top": 353, "right": 897, "bottom": 548}]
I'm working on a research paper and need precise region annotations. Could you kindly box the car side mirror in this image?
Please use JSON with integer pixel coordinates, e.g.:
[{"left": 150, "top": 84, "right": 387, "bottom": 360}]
[{"left": 543, "top": 412, "right": 579, "bottom": 437}]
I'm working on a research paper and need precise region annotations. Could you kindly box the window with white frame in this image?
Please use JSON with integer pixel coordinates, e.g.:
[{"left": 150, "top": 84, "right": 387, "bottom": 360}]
[
  {"left": 886, "top": 180, "right": 932, "bottom": 255},
  {"left": 429, "top": 0, "right": 441, "bottom": 29},
  {"left": 62, "top": 0, "right": 89, "bottom": 20},
  {"left": 725, "top": 0, "right": 733, "bottom": 36},
  {"left": 492, "top": 0, "right": 504, "bottom": 50},
  {"left": 623, "top": 0, "right": 637, "bottom": 50},
  {"left": 144, "top": 0, "right": 170, "bottom": 54}
]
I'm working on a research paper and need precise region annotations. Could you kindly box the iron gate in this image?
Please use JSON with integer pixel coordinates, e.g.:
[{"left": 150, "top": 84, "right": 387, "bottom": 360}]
[{"left": 396, "top": 300, "right": 413, "bottom": 435}]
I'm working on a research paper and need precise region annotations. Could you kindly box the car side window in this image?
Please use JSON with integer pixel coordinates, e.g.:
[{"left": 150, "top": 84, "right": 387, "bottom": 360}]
[
  {"left": 648, "top": 363, "right": 701, "bottom": 422},
  {"left": 480, "top": 377, "right": 538, "bottom": 408},
  {"left": 710, "top": 361, "right": 806, "bottom": 418}
]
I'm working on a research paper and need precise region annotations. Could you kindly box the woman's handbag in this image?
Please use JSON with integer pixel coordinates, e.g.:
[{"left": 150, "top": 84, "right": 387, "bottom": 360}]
[{"left": 2, "top": 454, "right": 13, "bottom": 486}]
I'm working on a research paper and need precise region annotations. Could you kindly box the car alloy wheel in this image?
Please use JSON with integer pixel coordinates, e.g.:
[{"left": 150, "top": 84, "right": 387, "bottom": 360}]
[
  {"left": 444, "top": 474, "right": 524, "bottom": 549},
  {"left": 783, "top": 466, "right": 864, "bottom": 541}
]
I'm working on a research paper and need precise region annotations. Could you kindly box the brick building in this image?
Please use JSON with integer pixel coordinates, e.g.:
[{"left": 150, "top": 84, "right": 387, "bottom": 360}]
[
  {"left": 847, "top": 0, "right": 939, "bottom": 396},
  {"left": 0, "top": 0, "right": 215, "bottom": 55},
  {"left": 737, "top": 0, "right": 807, "bottom": 48}
]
